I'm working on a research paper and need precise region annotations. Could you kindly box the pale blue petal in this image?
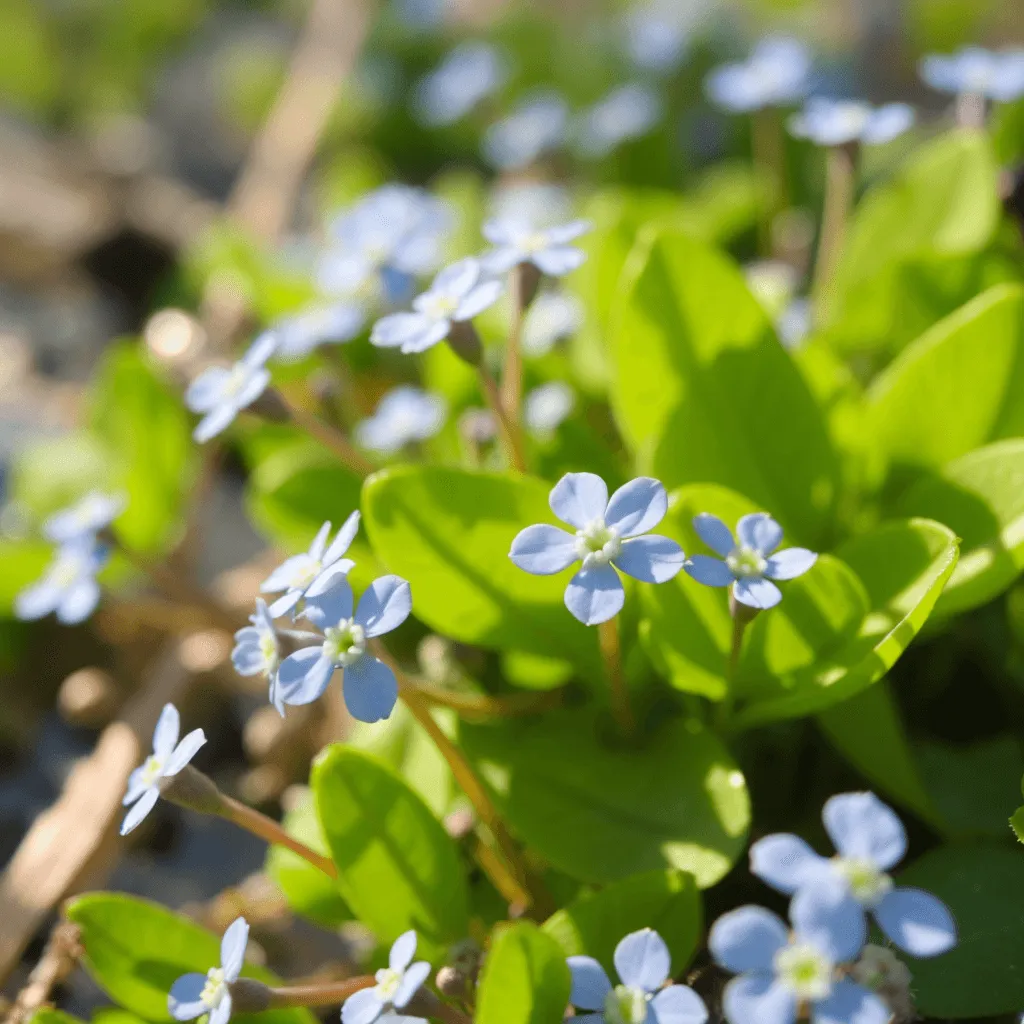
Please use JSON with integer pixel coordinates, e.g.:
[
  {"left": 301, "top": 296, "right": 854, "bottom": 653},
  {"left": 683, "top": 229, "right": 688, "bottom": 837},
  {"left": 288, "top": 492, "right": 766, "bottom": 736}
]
[
  {"left": 221, "top": 917, "right": 250, "bottom": 981},
  {"left": 208, "top": 996, "right": 232, "bottom": 1024},
  {"left": 749, "top": 834, "right": 830, "bottom": 895},
  {"left": 708, "top": 907, "right": 788, "bottom": 973},
  {"left": 120, "top": 787, "right": 159, "bottom": 835},
  {"left": 722, "top": 974, "right": 796, "bottom": 1024},
  {"left": 567, "top": 956, "right": 611, "bottom": 1010},
  {"left": 614, "top": 929, "right": 670, "bottom": 991},
  {"left": 613, "top": 536, "right": 685, "bottom": 583},
  {"left": 564, "top": 564, "right": 625, "bottom": 625},
  {"left": 790, "top": 881, "right": 866, "bottom": 964},
  {"left": 233, "top": 641, "right": 266, "bottom": 676},
  {"left": 862, "top": 104, "right": 914, "bottom": 145},
  {"left": 509, "top": 524, "right": 578, "bottom": 575},
  {"left": 153, "top": 703, "right": 181, "bottom": 760},
  {"left": 481, "top": 245, "right": 522, "bottom": 275},
  {"left": 343, "top": 656, "right": 399, "bottom": 723},
  {"left": 185, "top": 368, "right": 231, "bottom": 413},
  {"left": 430, "top": 258, "right": 479, "bottom": 297},
  {"left": 736, "top": 513, "right": 783, "bottom": 555},
  {"left": 277, "top": 649, "right": 335, "bottom": 705},
  {"left": 764, "top": 549, "right": 817, "bottom": 581},
  {"left": 372, "top": 313, "right": 432, "bottom": 349},
  {"left": 356, "top": 576, "right": 412, "bottom": 638},
  {"left": 323, "top": 511, "right": 361, "bottom": 565},
  {"left": 874, "top": 887, "right": 957, "bottom": 958},
  {"left": 693, "top": 513, "right": 735, "bottom": 557},
  {"left": 194, "top": 403, "right": 238, "bottom": 443},
  {"left": 734, "top": 577, "right": 782, "bottom": 610},
  {"left": 232, "top": 368, "right": 270, "bottom": 411},
  {"left": 242, "top": 331, "right": 278, "bottom": 369},
  {"left": 262, "top": 554, "right": 317, "bottom": 594},
  {"left": 15, "top": 579, "right": 61, "bottom": 620},
  {"left": 267, "top": 590, "right": 302, "bottom": 618},
  {"left": 533, "top": 246, "right": 586, "bottom": 276},
  {"left": 651, "top": 985, "right": 708, "bottom": 1024},
  {"left": 400, "top": 320, "right": 451, "bottom": 354},
  {"left": 303, "top": 577, "right": 355, "bottom": 629},
  {"left": 305, "top": 563, "right": 353, "bottom": 599},
  {"left": 811, "top": 980, "right": 889, "bottom": 1024},
  {"left": 123, "top": 767, "right": 148, "bottom": 806},
  {"left": 309, "top": 520, "right": 333, "bottom": 561},
  {"left": 169, "top": 974, "right": 209, "bottom": 1020},
  {"left": 165, "top": 729, "right": 207, "bottom": 776},
  {"left": 390, "top": 931, "right": 417, "bottom": 970},
  {"left": 342, "top": 989, "right": 384, "bottom": 1024},
  {"left": 547, "top": 220, "right": 592, "bottom": 245},
  {"left": 57, "top": 579, "right": 101, "bottom": 624},
  {"left": 605, "top": 477, "right": 668, "bottom": 537},
  {"left": 455, "top": 279, "right": 503, "bottom": 321},
  {"left": 822, "top": 792, "right": 906, "bottom": 869},
  {"left": 549, "top": 472, "right": 609, "bottom": 529},
  {"left": 393, "top": 961, "right": 430, "bottom": 1008},
  {"left": 685, "top": 555, "right": 734, "bottom": 587}
]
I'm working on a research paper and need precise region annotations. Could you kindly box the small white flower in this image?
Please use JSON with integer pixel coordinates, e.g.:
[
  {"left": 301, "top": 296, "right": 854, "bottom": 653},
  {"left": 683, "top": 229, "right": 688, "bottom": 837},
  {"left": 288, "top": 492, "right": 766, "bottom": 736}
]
[
  {"left": 522, "top": 291, "right": 584, "bottom": 356},
  {"left": 482, "top": 218, "right": 592, "bottom": 277},
  {"left": 43, "top": 491, "right": 125, "bottom": 544},
  {"left": 356, "top": 386, "right": 446, "bottom": 453},
  {"left": 483, "top": 91, "right": 569, "bottom": 170},
  {"left": 524, "top": 382, "right": 575, "bottom": 437},
  {"left": 169, "top": 918, "right": 249, "bottom": 1024}
]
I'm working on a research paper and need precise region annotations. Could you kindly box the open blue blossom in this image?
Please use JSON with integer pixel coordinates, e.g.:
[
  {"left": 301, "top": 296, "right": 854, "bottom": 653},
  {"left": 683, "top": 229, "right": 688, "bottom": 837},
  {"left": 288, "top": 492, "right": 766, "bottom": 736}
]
[
  {"left": 920, "top": 46, "right": 1024, "bottom": 102},
  {"left": 276, "top": 574, "right": 412, "bottom": 722},
  {"left": 271, "top": 303, "right": 366, "bottom": 361},
  {"left": 705, "top": 37, "right": 812, "bottom": 113},
  {"left": 232, "top": 599, "right": 283, "bottom": 713},
  {"left": 509, "top": 473, "right": 685, "bottom": 626},
  {"left": 524, "top": 382, "right": 574, "bottom": 438},
  {"left": 789, "top": 99, "right": 914, "bottom": 147},
  {"left": 371, "top": 258, "right": 502, "bottom": 354},
  {"left": 623, "top": 1, "right": 690, "bottom": 75},
  {"left": 185, "top": 333, "right": 276, "bottom": 443},
  {"left": 43, "top": 491, "right": 125, "bottom": 543},
  {"left": 16, "top": 536, "right": 108, "bottom": 625},
  {"left": 122, "top": 703, "right": 206, "bottom": 835},
  {"left": 750, "top": 791, "right": 957, "bottom": 959},
  {"left": 414, "top": 42, "right": 507, "bottom": 126},
  {"left": 169, "top": 917, "right": 248, "bottom": 1024},
  {"left": 567, "top": 928, "right": 707, "bottom": 1024},
  {"left": 356, "top": 386, "right": 446, "bottom": 453},
  {"left": 522, "top": 291, "right": 584, "bottom": 355},
  {"left": 341, "top": 931, "right": 430, "bottom": 1024},
  {"left": 710, "top": 884, "right": 886, "bottom": 1024},
  {"left": 482, "top": 218, "right": 591, "bottom": 277},
  {"left": 685, "top": 512, "right": 817, "bottom": 610},
  {"left": 261, "top": 512, "right": 360, "bottom": 618},
  {"left": 575, "top": 84, "right": 663, "bottom": 159},
  {"left": 483, "top": 91, "right": 569, "bottom": 170}
]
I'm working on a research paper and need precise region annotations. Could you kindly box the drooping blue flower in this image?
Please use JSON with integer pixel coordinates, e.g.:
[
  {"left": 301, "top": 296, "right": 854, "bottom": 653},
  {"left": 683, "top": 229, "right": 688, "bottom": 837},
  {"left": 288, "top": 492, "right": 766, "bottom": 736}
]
[
  {"left": 750, "top": 791, "right": 957, "bottom": 959},
  {"left": 414, "top": 42, "right": 507, "bottom": 126},
  {"left": 522, "top": 291, "right": 584, "bottom": 355},
  {"left": 710, "top": 884, "right": 886, "bottom": 1024},
  {"left": 482, "top": 218, "right": 592, "bottom": 277},
  {"left": 16, "top": 536, "right": 109, "bottom": 625},
  {"left": 920, "top": 46, "right": 1024, "bottom": 102},
  {"left": 789, "top": 98, "right": 914, "bottom": 147},
  {"left": 567, "top": 928, "right": 708, "bottom": 1024},
  {"left": 575, "top": 83, "right": 663, "bottom": 159},
  {"left": 122, "top": 703, "right": 206, "bottom": 835},
  {"left": 260, "top": 512, "right": 360, "bottom": 619},
  {"left": 370, "top": 258, "right": 502, "bottom": 354},
  {"left": 276, "top": 574, "right": 412, "bottom": 722},
  {"left": 185, "top": 333, "right": 277, "bottom": 443},
  {"left": 271, "top": 303, "right": 367, "bottom": 361},
  {"left": 356, "top": 386, "right": 446, "bottom": 453},
  {"left": 524, "top": 382, "right": 575, "bottom": 438},
  {"left": 342, "top": 931, "right": 431, "bottom": 1024},
  {"left": 482, "top": 91, "right": 569, "bottom": 170},
  {"left": 43, "top": 491, "right": 125, "bottom": 544},
  {"left": 685, "top": 512, "right": 817, "bottom": 610},
  {"left": 232, "top": 599, "right": 284, "bottom": 713},
  {"left": 623, "top": 1, "right": 690, "bottom": 75},
  {"left": 705, "top": 37, "right": 812, "bottom": 113},
  {"left": 169, "top": 917, "right": 249, "bottom": 1024},
  {"left": 509, "top": 473, "right": 685, "bottom": 626}
]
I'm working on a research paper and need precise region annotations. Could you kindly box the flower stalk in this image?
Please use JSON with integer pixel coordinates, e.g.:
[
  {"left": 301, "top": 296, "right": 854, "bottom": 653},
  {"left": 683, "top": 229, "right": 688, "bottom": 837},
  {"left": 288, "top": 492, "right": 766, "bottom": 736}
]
[
  {"left": 812, "top": 141, "right": 858, "bottom": 324},
  {"left": 499, "top": 262, "right": 539, "bottom": 457},
  {"left": 597, "top": 615, "right": 635, "bottom": 739},
  {"left": 273, "top": 388, "right": 375, "bottom": 476}
]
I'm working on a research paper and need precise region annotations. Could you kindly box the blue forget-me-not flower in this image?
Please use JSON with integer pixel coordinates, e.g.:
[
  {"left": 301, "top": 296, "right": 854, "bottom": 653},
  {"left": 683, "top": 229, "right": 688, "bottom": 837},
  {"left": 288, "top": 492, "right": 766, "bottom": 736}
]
[
  {"left": 685, "top": 512, "right": 817, "bottom": 610},
  {"left": 789, "top": 98, "right": 914, "bottom": 147},
  {"left": 261, "top": 512, "right": 360, "bottom": 619},
  {"left": 575, "top": 83, "right": 663, "bottom": 159},
  {"left": 169, "top": 917, "right": 249, "bottom": 1024},
  {"left": 185, "top": 333, "right": 277, "bottom": 443},
  {"left": 483, "top": 91, "right": 569, "bottom": 170},
  {"left": 710, "top": 883, "right": 887, "bottom": 1024},
  {"left": 567, "top": 928, "right": 708, "bottom": 1024},
  {"left": 341, "top": 931, "right": 430, "bottom": 1024},
  {"left": 524, "top": 381, "right": 575, "bottom": 438},
  {"left": 705, "top": 37, "right": 812, "bottom": 113},
  {"left": 276, "top": 574, "right": 412, "bottom": 722},
  {"left": 510, "top": 473, "right": 685, "bottom": 626},
  {"left": 232, "top": 599, "right": 283, "bottom": 713},
  {"left": 920, "top": 46, "right": 1024, "bottom": 102},
  {"left": 122, "top": 703, "right": 206, "bottom": 835},
  {"left": 43, "top": 491, "right": 125, "bottom": 543},
  {"left": 414, "top": 42, "right": 507, "bottom": 126},
  {"left": 16, "top": 535, "right": 109, "bottom": 625},
  {"left": 482, "top": 217, "right": 592, "bottom": 278},
  {"left": 750, "top": 791, "right": 957, "bottom": 959},
  {"left": 270, "top": 303, "right": 367, "bottom": 362},
  {"left": 356, "top": 386, "right": 446, "bottom": 454}
]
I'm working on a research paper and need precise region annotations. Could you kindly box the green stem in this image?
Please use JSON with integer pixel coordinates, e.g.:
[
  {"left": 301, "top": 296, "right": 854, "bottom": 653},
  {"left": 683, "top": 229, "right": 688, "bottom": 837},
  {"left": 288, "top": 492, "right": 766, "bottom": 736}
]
[
  {"left": 717, "top": 593, "right": 756, "bottom": 731},
  {"left": 752, "top": 107, "right": 787, "bottom": 257},
  {"left": 265, "top": 977, "right": 374, "bottom": 1008},
  {"left": 812, "top": 142, "right": 858, "bottom": 326},
  {"left": 598, "top": 616, "right": 635, "bottom": 739},
  {"left": 477, "top": 364, "right": 526, "bottom": 472},
  {"left": 276, "top": 389, "right": 375, "bottom": 476}
]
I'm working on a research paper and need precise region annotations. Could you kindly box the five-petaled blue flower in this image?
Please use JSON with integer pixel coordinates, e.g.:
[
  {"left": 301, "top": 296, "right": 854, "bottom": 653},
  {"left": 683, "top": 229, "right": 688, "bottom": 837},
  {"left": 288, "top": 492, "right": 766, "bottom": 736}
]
[
  {"left": 482, "top": 217, "right": 591, "bottom": 277},
  {"left": 276, "top": 574, "right": 412, "bottom": 722},
  {"left": 169, "top": 917, "right": 249, "bottom": 1024},
  {"left": 414, "top": 42, "right": 507, "bottom": 126},
  {"left": 750, "top": 791, "right": 957, "bottom": 959},
  {"left": 371, "top": 258, "right": 503, "bottom": 355},
  {"left": 705, "top": 37, "right": 812, "bottom": 113},
  {"left": 232, "top": 599, "right": 283, "bottom": 713},
  {"left": 509, "top": 473, "right": 685, "bottom": 626},
  {"left": 271, "top": 303, "right": 367, "bottom": 362},
  {"left": 341, "top": 931, "right": 431, "bottom": 1024},
  {"left": 483, "top": 91, "right": 569, "bottom": 170},
  {"left": 356, "top": 386, "right": 446, "bottom": 454},
  {"left": 185, "top": 333, "right": 277, "bottom": 443},
  {"left": 261, "top": 512, "right": 360, "bottom": 618},
  {"left": 575, "top": 83, "right": 663, "bottom": 159},
  {"left": 710, "top": 883, "right": 887, "bottom": 1024},
  {"left": 920, "top": 46, "right": 1024, "bottom": 102},
  {"left": 16, "top": 535, "right": 109, "bottom": 625},
  {"left": 122, "top": 703, "right": 206, "bottom": 835},
  {"left": 567, "top": 928, "right": 708, "bottom": 1024},
  {"left": 43, "top": 491, "right": 125, "bottom": 544},
  {"left": 685, "top": 512, "right": 817, "bottom": 610},
  {"left": 789, "top": 99, "right": 914, "bottom": 147}
]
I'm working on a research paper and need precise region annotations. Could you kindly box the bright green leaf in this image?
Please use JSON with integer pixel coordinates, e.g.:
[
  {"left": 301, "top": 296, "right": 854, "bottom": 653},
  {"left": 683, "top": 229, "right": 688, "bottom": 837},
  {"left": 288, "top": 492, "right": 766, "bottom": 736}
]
[
  {"left": 1011, "top": 806, "right": 1024, "bottom": 843},
  {"left": 29, "top": 1012, "right": 84, "bottom": 1024}
]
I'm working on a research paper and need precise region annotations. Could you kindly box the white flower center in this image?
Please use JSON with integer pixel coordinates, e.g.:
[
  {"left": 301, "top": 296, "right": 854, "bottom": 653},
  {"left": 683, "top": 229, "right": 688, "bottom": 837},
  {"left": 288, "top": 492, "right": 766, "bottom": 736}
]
[
  {"left": 288, "top": 559, "right": 322, "bottom": 590},
  {"left": 833, "top": 857, "right": 893, "bottom": 907},
  {"left": 259, "top": 631, "right": 279, "bottom": 672},
  {"left": 831, "top": 103, "right": 871, "bottom": 139},
  {"left": 725, "top": 545, "right": 766, "bottom": 578},
  {"left": 141, "top": 754, "right": 164, "bottom": 788},
  {"left": 774, "top": 942, "right": 833, "bottom": 1001},
  {"left": 575, "top": 518, "right": 622, "bottom": 568},
  {"left": 420, "top": 292, "right": 460, "bottom": 321},
  {"left": 201, "top": 967, "right": 228, "bottom": 1008},
  {"left": 51, "top": 556, "right": 84, "bottom": 588},
  {"left": 604, "top": 985, "right": 649, "bottom": 1024},
  {"left": 520, "top": 231, "right": 550, "bottom": 254},
  {"left": 374, "top": 966, "right": 403, "bottom": 1003},
  {"left": 324, "top": 619, "right": 366, "bottom": 666},
  {"left": 224, "top": 365, "right": 252, "bottom": 399}
]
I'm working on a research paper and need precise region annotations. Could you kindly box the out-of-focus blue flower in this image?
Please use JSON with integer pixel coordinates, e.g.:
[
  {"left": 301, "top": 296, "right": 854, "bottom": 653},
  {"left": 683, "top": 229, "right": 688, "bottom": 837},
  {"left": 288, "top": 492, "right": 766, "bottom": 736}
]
[
  {"left": 16, "top": 536, "right": 108, "bottom": 625},
  {"left": 623, "top": 1, "right": 691, "bottom": 74},
  {"left": 568, "top": 928, "right": 708, "bottom": 1024},
  {"left": 488, "top": 181, "right": 572, "bottom": 230},
  {"left": 414, "top": 42, "right": 507, "bottom": 126},
  {"left": 271, "top": 303, "right": 366, "bottom": 361},
  {"left": 483, "top": 91, "right": 569, "bottom": 170},
  {"left": 789, "top": 98, "right": 914, "bottom": 147},
  {"left": 394, "top": 0, "right": 447, "bottom": 31},
  {"left": 777, "top": 298, "right": 811, "bottom": 349},
  {"left": 510, "top": 473, "right": 685, "bottom": 625},
  {"left": 744, "top": 262, "right": 809, "bottom": 349},
  {"left": 575, "top": 83, "right": 663, "bottom": 158},
  {"left": 685, "top": 512, "right": 816, "bottom": 610},
  {"left": 185, "top": 333, "right": 276, "bottom": 443},
  {"left": 341, "top": 931, "right": 430, "bottom": 1024},
  {"left": 524, "top": 382, "right": 575, "bottom": 437},
  {"left": 482, "top": 218, "right": 592, "bottom": 277},
  {"left": 43, "top": 491, "right": 125, "bottom": 544},
  {"left": 522, "top": 291, "right": 584, "bottom": 355},
  {"left": 356, "top": 386, "right": 446, "bottom": 454},
  {"left": 122, "top": 703, "right": 206, "bottom": 835},
  {"left": 921, "top": 46, "right": 1024, "bottom": 102},
  {"left": 710, "top": 884, "right": 884, "bottom": 1024},
  {"left": 750, "top": 791, "right": 957, "bottom": 959},
  {"left": 169, "top": 918, "right": 248, "bottom": 1024},
  {"left": 232, "top": 599, "right": 283, "bottom": 713},
  {"left": 371, "top": 258, "right": 502, "bottom": 354},
  {"left": 277, "top": 575, "right": 412, "bottom": 722},
  {"left": 705, "top": 37, "right": 812, "bottom": 113},
  {"left": 261, "top": 513, "right": 360, "bottom": 619}
]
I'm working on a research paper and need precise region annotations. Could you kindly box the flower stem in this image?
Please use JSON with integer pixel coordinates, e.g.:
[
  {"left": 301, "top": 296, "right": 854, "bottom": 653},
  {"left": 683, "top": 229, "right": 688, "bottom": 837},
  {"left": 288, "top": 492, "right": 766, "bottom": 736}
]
[
  {"left": 717, "top": 592, "right": 757, "bottom": 731},
  {"left": 752, "top": 108, "right": 787, "bottom": 257},
  {"left": 406, "top": 988, "right": 473, "bottom": 1024},
  {"left": 276, "top": 388, "right": 375, "bottom": 476},
  {"left": 812, "top": 142, "right": 858, "bottom": 325},
  {"left": 598, "top": 616, "right": 635, "bottom": 739},
  {"left": 499, "top": 264, "right": 529, "bottom": 445},
  {"left": 477, "top": 364, "right": 526, "bottom": 472},
  {"left": 412, "top": 679, "right": 565, "bottom": 719},
  {"left": 264, "top": 977, "right": 374, "bottom": 1008}
]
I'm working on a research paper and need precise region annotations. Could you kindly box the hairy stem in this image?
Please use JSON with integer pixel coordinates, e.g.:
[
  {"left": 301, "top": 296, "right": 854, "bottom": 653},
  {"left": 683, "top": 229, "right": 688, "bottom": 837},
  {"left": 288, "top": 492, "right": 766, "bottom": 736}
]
[
  {"left": 598, "top": 616, "right": 635, "bottom": 738},
  {"left": 477, "top": 365, "right": 526, "bottom": 472},
  {"left": 812, "top": 142, "right": 858, "bottom": 325},
  {"left": 265, "top": 977, "right": 374, "bottom": 1008}
]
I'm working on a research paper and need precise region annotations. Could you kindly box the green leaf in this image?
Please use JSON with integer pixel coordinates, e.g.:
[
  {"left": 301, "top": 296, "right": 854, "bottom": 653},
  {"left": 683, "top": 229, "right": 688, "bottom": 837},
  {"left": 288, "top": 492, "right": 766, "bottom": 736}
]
[
  {"left": 29, "top": 1012, "right": 85, "bottom": 1024},
  {"left": 542, "top": 870, "right": 702, "bottom": 975},
  {"left": 461, "top": 710, "right": 750, "bottom": 887},
  {"left": 896, "top": 844, "right": 1024, "bottom": 1017},
  {"left": 0, "top": 540, "right": 51, "bottom": 617},
  {"left": 1011, "top": 806, "right": 1024, "bottom": 843},
  {"left": 361, "top": 466, "right": 599, "bottom": 677},
  {"left": 65, "top": 893, "right": 315, "bottom": 1024},
  {"left": 898, "top": 438, "right": 1024, "bottom": 615},
  {"left": 311, "top": 745, "right": 468, "bottom": 957},
  {"left": 475, "top": 922, "right": 571, "bottom": 1024},
  {"left": 610, "top": 228, "right": 837, "bottom": 547}
]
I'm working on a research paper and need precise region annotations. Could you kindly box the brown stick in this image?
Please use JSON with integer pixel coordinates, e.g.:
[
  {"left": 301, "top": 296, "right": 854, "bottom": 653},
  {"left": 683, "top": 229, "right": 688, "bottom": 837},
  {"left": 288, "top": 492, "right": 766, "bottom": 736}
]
[{"left": 2, "top": 922, "right": 82, "bottom": 1024}]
